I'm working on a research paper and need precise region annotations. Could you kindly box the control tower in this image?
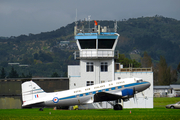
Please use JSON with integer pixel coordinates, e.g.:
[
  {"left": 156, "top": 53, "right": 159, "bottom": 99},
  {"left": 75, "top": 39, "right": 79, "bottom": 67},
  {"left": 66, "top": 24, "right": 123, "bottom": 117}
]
[
  {"left": 68, "top": 21, "right": 153, "bottom": 109},
  {"left": 68, "top": 21, "right": 119, "bottom": 89}
]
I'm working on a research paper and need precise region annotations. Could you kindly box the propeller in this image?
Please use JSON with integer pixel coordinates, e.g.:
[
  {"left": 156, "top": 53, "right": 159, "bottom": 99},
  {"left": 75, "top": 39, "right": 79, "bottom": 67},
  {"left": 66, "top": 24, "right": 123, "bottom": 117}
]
[
  {"left": 142, "top": 91, "right": 148, "bottom": 99},
  {"left": 133, "top": 87, "right": 138, "bottom": 103}
]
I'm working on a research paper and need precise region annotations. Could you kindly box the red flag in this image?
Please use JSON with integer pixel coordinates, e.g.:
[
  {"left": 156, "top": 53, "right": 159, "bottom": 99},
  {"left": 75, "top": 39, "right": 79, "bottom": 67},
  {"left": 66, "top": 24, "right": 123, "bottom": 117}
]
[{"left": 94, "top": 20, "right": 98, "bottom": 26}]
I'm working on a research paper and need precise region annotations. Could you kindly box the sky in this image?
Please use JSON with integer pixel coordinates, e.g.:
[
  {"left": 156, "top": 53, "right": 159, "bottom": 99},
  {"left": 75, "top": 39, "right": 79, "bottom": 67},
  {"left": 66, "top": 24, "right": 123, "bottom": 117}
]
[{"left": 0, "top": 0, "right": 180, "bottom": 37}]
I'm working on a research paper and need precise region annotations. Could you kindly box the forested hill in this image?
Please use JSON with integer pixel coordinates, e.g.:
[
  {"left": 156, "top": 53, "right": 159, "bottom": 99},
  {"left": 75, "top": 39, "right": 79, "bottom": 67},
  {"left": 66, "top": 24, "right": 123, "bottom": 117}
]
[{"left": 0, "top": 15, "right": 180, "bottom": 77}]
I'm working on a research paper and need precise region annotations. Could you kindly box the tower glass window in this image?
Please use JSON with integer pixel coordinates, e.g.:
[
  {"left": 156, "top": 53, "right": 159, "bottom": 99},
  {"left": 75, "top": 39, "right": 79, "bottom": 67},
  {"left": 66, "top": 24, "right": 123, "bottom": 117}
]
[
  {"left": 98, "top": 39, "right": 115, "bottom": 49},
  {"left": 101, "top": 62, "right": 108, "bottom": 72},
  {"left": 79, "top": 39, "right": 96, "bottom": 49},
  {"left": 86, "top": 62, "right": 94, "bottom": 72}
]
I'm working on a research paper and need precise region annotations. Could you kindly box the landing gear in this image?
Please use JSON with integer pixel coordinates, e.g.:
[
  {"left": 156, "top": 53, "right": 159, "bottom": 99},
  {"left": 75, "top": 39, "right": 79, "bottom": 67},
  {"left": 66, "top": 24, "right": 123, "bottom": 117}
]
[
  {"left": 114, "top": 104, "right": 123, "bottom": 110},
  {"left": 107, "top": 99, "right": 123, "bottom": 110},
  {"left": 39, "top": 108, "right": 44, "bottom": 111}
]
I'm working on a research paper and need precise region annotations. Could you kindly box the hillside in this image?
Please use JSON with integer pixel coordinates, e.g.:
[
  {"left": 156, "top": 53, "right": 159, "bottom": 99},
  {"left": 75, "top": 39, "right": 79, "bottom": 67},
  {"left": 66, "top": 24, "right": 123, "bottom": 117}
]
[{"left": 0, "top": 16, "right": 180, "bottom": 77}]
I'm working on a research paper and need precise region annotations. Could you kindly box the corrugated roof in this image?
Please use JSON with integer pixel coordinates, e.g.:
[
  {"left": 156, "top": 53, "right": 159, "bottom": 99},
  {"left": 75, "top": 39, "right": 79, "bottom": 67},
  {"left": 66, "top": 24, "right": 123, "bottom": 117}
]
[
  {"left": 154, "top": 85, "right": 180, "bottom": 90},
  {"left": 154, "top": 86, "right": 170, "bottom": 89},
  {"left": 170, "top": 85, "right": 180, "bottom": 90}
]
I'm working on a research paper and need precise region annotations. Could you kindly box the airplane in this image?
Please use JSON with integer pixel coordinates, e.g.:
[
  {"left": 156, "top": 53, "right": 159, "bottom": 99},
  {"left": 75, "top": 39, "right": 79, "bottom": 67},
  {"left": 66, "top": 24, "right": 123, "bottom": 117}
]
[{"left": 21, "top": 77, "right": 150, "bottom": 110}]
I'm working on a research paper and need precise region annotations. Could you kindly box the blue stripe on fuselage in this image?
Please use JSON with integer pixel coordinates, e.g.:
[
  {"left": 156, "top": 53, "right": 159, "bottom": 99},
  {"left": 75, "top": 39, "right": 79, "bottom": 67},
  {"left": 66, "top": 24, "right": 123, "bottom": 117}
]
[{"left": 55, "top": 82, "right": 148, "bottom": 101}]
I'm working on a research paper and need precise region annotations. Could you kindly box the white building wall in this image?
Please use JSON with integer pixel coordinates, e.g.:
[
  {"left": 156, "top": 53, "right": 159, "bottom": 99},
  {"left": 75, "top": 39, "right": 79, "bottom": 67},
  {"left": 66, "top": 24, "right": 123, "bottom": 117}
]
[
  {"left": 69, "top": 59, "right": 113, "bottom": 89},
  {"left": 115, "top": 72, "right": 153, "bottom": 108}
]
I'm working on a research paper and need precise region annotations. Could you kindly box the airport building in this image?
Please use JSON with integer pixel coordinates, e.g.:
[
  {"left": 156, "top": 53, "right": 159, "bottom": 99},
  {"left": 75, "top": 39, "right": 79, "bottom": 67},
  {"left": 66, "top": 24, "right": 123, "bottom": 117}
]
[{"left": 68, "top": 22, "right": 153, "bottom": 109}]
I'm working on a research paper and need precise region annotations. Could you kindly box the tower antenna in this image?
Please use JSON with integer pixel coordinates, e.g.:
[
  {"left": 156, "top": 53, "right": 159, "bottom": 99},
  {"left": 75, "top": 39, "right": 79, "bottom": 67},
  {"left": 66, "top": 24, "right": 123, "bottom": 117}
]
[
  {"left": 88, "top": 15, "right": 91, "bottom": 30},
  {"left": 114, "top": 20, "right": 117, "bottom": 32},
  {"left": 75, "top": 9, "right": 78, "bottom": 27}
]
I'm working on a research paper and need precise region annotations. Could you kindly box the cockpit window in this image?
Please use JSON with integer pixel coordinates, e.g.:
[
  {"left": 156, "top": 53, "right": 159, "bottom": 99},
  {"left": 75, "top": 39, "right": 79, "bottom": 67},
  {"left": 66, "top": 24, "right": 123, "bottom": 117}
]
[{"left": 137, "top": 79, "right": 143, "bottom": 83}]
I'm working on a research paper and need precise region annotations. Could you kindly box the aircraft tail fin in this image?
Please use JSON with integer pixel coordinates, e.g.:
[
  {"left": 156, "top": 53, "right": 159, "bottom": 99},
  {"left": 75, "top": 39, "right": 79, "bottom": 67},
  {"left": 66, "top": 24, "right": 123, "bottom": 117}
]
[{"left": 21, "top": 81, "right": 46, "bottom": 103}]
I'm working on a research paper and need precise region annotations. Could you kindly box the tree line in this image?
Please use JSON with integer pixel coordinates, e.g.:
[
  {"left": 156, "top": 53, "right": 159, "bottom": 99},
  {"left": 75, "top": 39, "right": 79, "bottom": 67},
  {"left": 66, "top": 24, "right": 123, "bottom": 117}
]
[
  {"left": 0, "top": 67, "right": 32, "bottom": 78},
  {"left": 0, "top": 67, "right": 63, "bottom": 79},
  {"left": 117, "top": 52, "right": 180, "bottom": 85}
]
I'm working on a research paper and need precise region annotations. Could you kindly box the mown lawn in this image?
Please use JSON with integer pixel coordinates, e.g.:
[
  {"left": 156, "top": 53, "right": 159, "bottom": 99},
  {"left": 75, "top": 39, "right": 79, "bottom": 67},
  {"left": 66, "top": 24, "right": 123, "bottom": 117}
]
[
  {"left": 154, "top": 97, "right": 180, "bottom": 108},
  {"left": 0, "top": 97, "right": 179, "bottom": 120}
]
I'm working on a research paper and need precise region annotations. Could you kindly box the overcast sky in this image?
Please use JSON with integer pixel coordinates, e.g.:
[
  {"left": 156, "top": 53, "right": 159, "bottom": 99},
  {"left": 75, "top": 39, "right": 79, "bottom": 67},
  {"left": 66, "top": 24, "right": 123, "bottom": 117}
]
[{"left": 0, "top": 0, "right": 180, "bottom": 37}]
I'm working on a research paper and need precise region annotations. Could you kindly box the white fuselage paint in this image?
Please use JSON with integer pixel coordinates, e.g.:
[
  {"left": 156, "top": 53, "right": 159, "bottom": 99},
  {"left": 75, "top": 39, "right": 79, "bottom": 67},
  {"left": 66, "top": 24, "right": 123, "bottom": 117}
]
[{"left": 22, "top": 77, "right": 150, "bottom": 107}]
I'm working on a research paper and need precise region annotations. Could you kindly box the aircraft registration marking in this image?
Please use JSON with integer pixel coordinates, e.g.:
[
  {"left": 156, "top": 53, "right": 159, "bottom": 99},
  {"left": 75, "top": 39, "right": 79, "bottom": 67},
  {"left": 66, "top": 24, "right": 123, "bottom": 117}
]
[
  {"left": 94, "top": 85, "right": 105, "bottom": 89},
  {"left": 74, "top": 90, "right": 82, "bottom": 93},
  {"left": 116, "top": 81, "right": 125, "bottom": 84}
]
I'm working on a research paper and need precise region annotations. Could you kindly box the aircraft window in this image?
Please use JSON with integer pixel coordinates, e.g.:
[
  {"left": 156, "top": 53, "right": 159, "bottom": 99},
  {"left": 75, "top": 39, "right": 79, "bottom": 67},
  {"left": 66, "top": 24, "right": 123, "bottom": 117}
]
[
  {"left": 77, "top": 95, "right": 79, "bottom": 98},
  {"left": 111, "top": 87, "right": 115, "bottom": 90},
  {"left": 83, "top": 94, "right": 86, "bottom": 96},
  {"left": 115, "top": 87, "right": 118, "bottom": 90},
  {"left": 105, "top": 89, "right": 109, "bottom": 91},
  {"left": 109, "top": 88, "right": 111, "bottom": 91},
  {"left": 102, "top": 89, "right": 105, "bottom": 92},
  {"left": 137, "top": 80, "right": 143, "bottom": 83}
]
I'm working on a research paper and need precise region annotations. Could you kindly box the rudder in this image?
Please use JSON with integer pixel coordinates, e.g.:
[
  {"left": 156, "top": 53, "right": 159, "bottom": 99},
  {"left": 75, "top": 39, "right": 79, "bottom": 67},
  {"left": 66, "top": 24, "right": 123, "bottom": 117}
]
[{"left": 21, "top": 81, "right": 46, "bottom": 103}]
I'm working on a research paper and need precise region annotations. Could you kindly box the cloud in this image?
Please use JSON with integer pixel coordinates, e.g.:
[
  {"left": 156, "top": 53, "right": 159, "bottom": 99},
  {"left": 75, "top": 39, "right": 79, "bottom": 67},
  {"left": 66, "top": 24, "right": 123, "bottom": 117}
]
[{"left": 0, "top": 0, "right": 180, "bottom": 37}]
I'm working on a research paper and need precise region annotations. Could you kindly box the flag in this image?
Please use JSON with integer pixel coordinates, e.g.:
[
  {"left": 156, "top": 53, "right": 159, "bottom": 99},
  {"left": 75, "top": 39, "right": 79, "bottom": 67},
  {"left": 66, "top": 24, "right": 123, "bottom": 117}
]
[{"left": 94, "top": 20, "right": 98, "bottom": 26}]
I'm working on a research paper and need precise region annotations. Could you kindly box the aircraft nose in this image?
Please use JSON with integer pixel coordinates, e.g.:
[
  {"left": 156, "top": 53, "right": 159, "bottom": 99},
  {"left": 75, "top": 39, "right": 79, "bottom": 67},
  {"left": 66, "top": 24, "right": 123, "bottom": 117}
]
[
  {"left": 142, "top": 81, "right": 151, "bottom": 91},
  {"left": 135, "top": 81, "right": 151, "bottom": 92},
  {"left": 144, "top": 81, "right": 151, "bottom": 88}
]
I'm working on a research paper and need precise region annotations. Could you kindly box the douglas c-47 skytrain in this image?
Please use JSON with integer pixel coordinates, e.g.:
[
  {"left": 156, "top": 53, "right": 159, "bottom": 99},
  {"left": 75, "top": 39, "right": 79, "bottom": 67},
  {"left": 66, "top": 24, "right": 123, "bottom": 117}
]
[{"left": 22, "top": 77, "right": 150, "bottom": 110}]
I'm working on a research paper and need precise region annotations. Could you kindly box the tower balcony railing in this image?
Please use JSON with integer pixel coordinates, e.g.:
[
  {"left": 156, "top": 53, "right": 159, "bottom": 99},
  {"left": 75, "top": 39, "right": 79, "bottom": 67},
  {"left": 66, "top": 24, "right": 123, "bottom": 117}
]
[{"left": 74, "top": 50, "right": 119, "bottom": 59}]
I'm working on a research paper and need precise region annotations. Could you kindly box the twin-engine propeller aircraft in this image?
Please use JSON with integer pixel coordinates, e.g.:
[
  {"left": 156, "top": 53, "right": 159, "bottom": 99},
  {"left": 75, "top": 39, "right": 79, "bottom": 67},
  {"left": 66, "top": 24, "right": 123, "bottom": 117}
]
[{"left": 22, "top": 77, "right": 150, "bottom": 110}]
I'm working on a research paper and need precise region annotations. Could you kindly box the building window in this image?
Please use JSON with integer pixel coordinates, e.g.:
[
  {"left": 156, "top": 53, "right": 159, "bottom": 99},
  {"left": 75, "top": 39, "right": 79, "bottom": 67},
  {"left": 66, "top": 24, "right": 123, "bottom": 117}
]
[
  {"left": 101, "top": 81, "right": 105, "bottom": 83},
  {"left": 86, "top": 62, "right": 94, "bottom": 72},
  {"left": 86, "top": 81, "right": 94, "bottom": 86},
  {"left": 101, "top": 62, "right": 108, "bottom": 72}
]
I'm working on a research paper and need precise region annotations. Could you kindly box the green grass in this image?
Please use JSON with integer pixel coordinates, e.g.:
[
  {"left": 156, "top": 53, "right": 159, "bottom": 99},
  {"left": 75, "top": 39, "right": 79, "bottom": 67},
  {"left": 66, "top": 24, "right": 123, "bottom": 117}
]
[
  {"left": 0, "top": 97, "right": 180, "bottom": 120},
  {"left": 154, "top": 97, "right": 180, "bottom": 108}
]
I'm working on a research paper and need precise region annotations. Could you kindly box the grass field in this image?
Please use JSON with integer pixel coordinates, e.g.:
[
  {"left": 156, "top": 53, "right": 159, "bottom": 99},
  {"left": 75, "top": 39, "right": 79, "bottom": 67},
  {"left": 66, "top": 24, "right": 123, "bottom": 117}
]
[{"left": 0, "top": 97, "right": 180, "bottom": 120}]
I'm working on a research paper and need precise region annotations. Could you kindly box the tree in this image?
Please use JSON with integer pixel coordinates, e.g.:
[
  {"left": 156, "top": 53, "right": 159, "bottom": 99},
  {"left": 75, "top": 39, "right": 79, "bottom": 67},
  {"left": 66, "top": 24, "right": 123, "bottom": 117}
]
[
  {"left": 0, "top": 67, "right": 6, "bottom": 78},
  {"left": 117, "top": 53, "right": 141, "bottom": 68},
  {"left": 8, "top": 67, "right": 19, "bottom": 78},
  {"left": 156, "top": 56, "right": 177, "bottom": 85},
  {"left": 157, "top": 56, "right": 169, "bottom": 85},
  {"left": 21, "top": 73, "right": 26, "bottom": 78},
  {"left": 26, "top": 72, "right": 32, "bottom": 78},
  {"left": 177, "top": 62, "right": 180, "bottom": 73},
  {"left": 141, "top": 52, "right": 152, "bottom": 68},
  {"left": 51, "top": 72, "right": 59, "bottom": 77}
]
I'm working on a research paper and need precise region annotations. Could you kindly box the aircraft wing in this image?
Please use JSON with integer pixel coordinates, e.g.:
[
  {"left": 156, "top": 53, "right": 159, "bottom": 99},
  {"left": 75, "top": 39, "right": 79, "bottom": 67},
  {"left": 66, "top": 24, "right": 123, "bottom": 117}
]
[{"left": 94, "top": 92, "right": 122, "bottom": 102}]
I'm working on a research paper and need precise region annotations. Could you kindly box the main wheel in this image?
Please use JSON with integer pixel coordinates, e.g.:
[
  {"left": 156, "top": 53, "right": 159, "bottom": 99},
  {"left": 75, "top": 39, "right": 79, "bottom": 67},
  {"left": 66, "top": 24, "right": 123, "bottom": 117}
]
[
  {"left": 114, "top": 104, "right": 123, "bottom": 110},
  {"left": 170, "top": 106, "right": 174, "bottom": 109},
  {"left": 39, "top": 108, "right": 43, "bottom": 111}
]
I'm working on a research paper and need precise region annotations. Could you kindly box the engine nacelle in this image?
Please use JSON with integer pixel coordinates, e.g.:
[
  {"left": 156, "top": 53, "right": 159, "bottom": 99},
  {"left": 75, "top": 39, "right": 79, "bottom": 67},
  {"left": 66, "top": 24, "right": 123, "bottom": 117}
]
[{"left": 121, "top": 89, "right": 134, "bottom": 97}]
